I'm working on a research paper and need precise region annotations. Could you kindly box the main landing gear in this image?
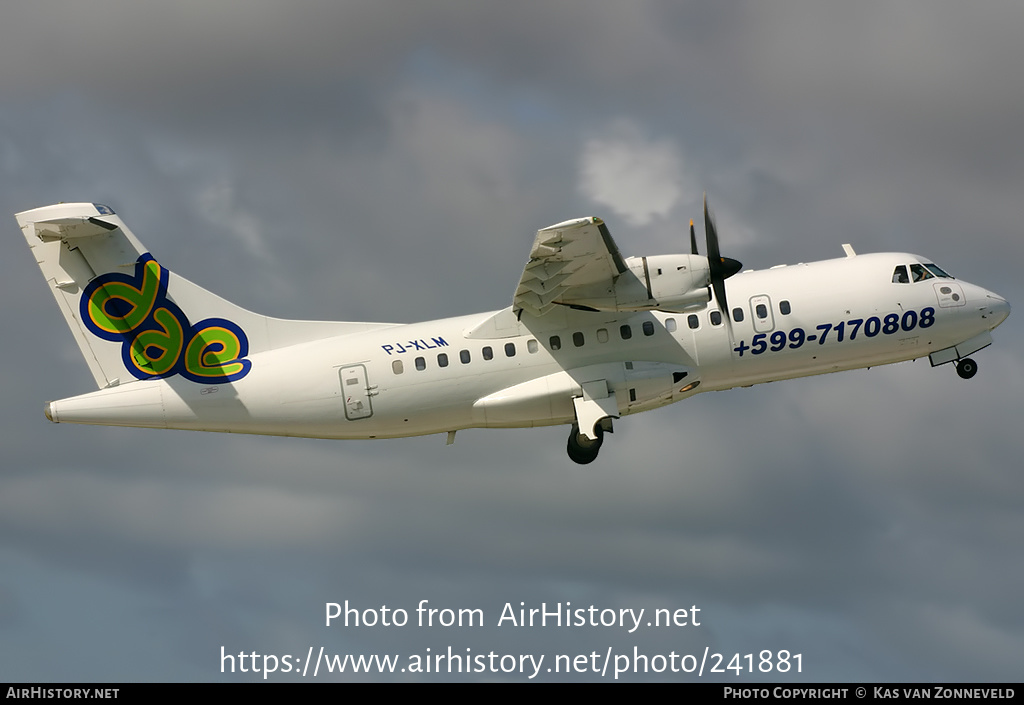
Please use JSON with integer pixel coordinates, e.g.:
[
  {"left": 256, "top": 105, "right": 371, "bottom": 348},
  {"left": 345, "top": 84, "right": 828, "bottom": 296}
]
[
  {"left": 567, "top": 422, "right": 604, "bottom": 465},
  {"left": 955, "top": 357, "right": 978, "bottom": 380}
]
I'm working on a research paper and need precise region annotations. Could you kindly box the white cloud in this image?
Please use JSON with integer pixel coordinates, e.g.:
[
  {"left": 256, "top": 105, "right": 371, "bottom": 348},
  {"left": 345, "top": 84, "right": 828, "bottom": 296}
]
[
  {"left": 196, "top": 177, "right": 271, "bottom": 262},
  {"left": 577, "top": 120, "right": 691, "bottom": 226}
]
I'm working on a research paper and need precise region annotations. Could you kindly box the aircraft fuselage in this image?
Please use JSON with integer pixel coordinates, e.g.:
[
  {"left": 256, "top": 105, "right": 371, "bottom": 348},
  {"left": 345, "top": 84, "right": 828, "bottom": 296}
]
[{"left": 46, "top": 251, "right": 1009, "bottom": 442}]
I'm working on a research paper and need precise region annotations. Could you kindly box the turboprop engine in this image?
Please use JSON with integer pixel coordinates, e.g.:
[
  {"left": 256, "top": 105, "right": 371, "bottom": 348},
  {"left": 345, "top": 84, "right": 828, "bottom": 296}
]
[
  {"left": 560, "top": 253, "right": 712, "bottom": 313},
  {"left": 558, "top": 198, "right": 742, "bottom": 314}
]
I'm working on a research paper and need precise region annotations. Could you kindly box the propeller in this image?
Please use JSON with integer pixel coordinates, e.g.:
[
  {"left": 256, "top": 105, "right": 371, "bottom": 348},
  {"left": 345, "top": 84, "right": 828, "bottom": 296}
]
[{"left": 702, "top": 193, "right": 742, "bottom": 314}]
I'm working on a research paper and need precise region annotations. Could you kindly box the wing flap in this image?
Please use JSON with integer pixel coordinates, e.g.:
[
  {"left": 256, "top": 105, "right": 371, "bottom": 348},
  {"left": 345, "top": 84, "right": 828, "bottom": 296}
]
[{"left": 513, "top": 217, "right": 629, "bottom": 317}]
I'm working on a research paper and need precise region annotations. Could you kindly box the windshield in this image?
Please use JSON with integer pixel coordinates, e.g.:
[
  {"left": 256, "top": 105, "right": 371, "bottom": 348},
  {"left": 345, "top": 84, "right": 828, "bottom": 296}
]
[
  {"left": 893, "top": 262, "right": 955, "bottom": 283},
  {"left": 923, "top": 262, "right": 953, "bottom": 279},
  {"left": 909, "top": 263, "right": 933, "bottom": 282}
]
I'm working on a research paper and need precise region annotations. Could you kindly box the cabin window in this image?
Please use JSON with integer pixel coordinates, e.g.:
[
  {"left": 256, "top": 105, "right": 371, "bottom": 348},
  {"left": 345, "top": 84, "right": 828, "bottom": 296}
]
[
  {"left": 573, "top": 332, "right": 585, "bottom": 347},
  {"left": 687, "top": 314, "right": 699, "bottom": 329},
  {"left": 620, "top": 324, "right": 632, "bottom": 340},
  {"left": 505, "top": 342, "right": 516, "bottom": 357},
  {"left": 892, "top": 265, "right": 909, "bottom": 284},
  {"left": 755, "top": 303, "right": 768, "bottom": 319},
  {"left": 642, "top": 321, "right": 655, "bottom": 336},
  {"left": 597, "top": 328, "right": 609, "bottom": 343},
  {"left": 665, "top": 318, "right": 677, "bottom": 332},
  {"left": 415, "top": 356, "right": 426, "bottom": 371},
  {"left": 732, "top": 308, "right": 744, "bottom": 323},
  {"left": 779, "top": 300, "right": 791, "bottom": 315},
  {"left": 527, "top": 339, "right": 539, "bottom": 353},
  {"left": 392, "top": 360, "right": 404, "bottom": 375},
  {"left": 437, "top": 352, "right": 449, "bottom": 367},
  {"left": 710, "top": 310, "right": 722, "bottom": 326},
  {"left": 482, "top": 346, "right": 493, "bottom": 360},
  {"left": 460, "top": 349, "right": 471, "bottom": 364},
  {"left": 549, "top": 335, "right": 561, "bottom": 350}
]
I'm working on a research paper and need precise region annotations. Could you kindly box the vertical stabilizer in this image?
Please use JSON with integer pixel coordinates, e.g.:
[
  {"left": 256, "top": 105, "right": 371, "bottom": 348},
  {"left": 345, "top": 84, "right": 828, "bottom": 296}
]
[
  {"left": 18, "top": 203, "right": 150, "bottom": 388},
  {"left": 17, "top": 202, "right": 396, "bottom": 390}
]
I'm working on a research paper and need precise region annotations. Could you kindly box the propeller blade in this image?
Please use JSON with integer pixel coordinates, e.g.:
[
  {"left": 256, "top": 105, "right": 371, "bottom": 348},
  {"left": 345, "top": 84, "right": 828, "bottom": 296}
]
[
  {"left": 704, "top": 193, "right": 721, "bottom": 266},
  {"left": 689, "top": 219, "right": 698, "bottom": 256},
  {"left": 703, "top": 193, "right": 742, "bottom": 314}
]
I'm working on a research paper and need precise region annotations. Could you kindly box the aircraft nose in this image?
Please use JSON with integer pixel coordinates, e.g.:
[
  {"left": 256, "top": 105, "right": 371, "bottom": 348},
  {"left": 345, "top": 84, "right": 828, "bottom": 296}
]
[{"left": 984, "top": 292, "right": 1011, "bottom": 328}]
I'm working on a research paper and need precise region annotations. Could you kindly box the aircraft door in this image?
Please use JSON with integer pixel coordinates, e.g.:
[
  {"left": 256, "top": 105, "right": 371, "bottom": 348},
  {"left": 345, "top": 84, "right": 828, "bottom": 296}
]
[
  {"left": 750, "top": 295, "right": 775, "bottom": 333},
  {"left": 340, "top": 364, "right": 374, "bottom": 420}
]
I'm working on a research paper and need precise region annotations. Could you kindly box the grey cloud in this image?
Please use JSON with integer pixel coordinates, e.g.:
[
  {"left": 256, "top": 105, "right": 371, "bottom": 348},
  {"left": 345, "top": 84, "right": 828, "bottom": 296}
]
[{"left": 1, "top": 2, "right": 1022, "bottom": 682}]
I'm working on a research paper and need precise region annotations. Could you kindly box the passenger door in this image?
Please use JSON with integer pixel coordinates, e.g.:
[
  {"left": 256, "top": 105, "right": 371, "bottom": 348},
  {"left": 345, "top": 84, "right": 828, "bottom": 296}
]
[{"left": 340, "top": 364, "right": 374, "bottom": 420}]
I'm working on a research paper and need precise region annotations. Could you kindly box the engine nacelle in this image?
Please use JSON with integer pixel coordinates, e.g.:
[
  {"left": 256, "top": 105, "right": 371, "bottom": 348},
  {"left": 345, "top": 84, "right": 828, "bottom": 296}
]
[
  {"left": 560, "top": 254, "right": 711, "bottom": 313},
  {"left": 631, "top": 254, "right": 712, "bottom": 311}
]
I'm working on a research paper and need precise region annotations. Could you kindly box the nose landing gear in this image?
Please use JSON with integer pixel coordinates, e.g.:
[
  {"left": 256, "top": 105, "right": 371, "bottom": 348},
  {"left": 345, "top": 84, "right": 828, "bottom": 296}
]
[
  {"left": 955, "top": 358, "right": 978, "bottom": 380},
  {"left": 567, "top": 423, "right": 604, "bottom": 464}
]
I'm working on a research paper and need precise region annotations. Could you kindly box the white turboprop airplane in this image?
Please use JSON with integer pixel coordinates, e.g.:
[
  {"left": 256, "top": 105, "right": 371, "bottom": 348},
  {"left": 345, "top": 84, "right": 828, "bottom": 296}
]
[{"left": 17, "top": 199, "right": 1010, "bottom": 463}]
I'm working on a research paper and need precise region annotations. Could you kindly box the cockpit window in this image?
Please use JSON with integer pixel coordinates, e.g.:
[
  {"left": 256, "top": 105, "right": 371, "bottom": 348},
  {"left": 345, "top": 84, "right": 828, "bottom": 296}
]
[
  {"left": 924, "top": 263, "right": 953, "bottom": 279},
  {"left": 892, "top": 265, "right": 909, "bottom": 284},
  {"left": 909, "top": 263, "right": 934, "bottom": 282}
]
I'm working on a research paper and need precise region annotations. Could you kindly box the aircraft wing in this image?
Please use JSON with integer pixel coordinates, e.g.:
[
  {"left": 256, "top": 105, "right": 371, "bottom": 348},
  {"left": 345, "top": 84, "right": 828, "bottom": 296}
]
[{"left": 513, "top": 217, "right": 629, "bottom": 317}]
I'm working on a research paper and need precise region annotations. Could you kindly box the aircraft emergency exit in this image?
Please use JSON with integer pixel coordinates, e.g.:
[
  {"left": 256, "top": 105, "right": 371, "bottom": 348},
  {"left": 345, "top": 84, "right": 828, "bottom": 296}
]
[{"left": 17, "top": 198, "right": 1010, "bottom": 463}]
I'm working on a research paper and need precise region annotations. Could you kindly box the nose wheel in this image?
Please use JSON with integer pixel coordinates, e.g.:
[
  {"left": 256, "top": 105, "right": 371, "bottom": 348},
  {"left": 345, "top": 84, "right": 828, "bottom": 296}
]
[
  {"left": 955, "top": 358, "right": 978, "bottom": 380},
  {"left": 567, "top": 423, "right": 603, "bottom": 464}
]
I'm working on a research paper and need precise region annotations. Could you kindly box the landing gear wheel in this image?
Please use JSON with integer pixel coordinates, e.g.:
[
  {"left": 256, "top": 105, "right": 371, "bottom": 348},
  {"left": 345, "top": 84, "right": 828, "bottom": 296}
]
[
  {"left": 567, "top": 423, "right": 603, "bottom": 465},
  {"left": 955, "top": 358, "right": 978, "bottom": 380}
]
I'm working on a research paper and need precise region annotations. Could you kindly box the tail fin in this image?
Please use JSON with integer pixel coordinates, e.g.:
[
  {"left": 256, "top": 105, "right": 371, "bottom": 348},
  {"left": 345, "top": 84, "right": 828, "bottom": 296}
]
[{"left": 17, "top": 202, "right": 393, "bottom": 389}]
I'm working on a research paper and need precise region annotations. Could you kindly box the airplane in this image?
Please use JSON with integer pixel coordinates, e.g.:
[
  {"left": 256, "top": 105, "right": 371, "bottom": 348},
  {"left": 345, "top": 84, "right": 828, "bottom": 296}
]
[{"left": 16, "top": 197, "right": 1010, "bottom": 464}]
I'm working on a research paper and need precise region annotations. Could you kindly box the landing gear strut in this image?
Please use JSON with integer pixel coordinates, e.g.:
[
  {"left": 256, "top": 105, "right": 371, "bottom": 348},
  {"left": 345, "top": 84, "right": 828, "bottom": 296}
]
[
  {"left": 567, "top": 423, "right": 603, "bottom": 465},
  {"left": 955, "top": 357, "right": 978, "bottom": 380}
]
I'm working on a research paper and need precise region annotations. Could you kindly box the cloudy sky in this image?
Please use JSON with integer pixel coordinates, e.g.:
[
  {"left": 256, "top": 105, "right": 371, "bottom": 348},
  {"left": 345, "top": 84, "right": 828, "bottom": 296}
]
[{"left": 2, "top": 2, "right": 1021, "bottom": 682}]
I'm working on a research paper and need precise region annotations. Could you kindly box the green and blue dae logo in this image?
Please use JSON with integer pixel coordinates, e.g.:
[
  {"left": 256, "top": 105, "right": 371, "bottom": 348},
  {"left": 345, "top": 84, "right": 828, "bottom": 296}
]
[{"left": 80, "top": 254, "right": 252, "bottom": 383}]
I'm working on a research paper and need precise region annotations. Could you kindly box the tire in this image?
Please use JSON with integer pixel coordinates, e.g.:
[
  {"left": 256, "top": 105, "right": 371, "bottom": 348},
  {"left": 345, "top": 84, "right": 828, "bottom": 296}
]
[
  {"left": 566, "top": 423, "right": 603, "bottom": 464},
  {"left": 956, "top": 358, "right": 978, "bottom": 379}
]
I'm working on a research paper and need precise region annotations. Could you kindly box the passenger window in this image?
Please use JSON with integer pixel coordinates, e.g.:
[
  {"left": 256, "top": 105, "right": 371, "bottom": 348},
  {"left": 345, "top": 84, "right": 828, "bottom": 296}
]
[
  {"left": 460, "top": 349, "right": 470, "bottom": 364},
  {"left": 892, "top": 265, "right": 909, "bottom": 284},
  {"left": 597, "top": 328, "right": 609, "bottom": 343},
  {"left": 527, "top": 339, "right": 538, "bottom": 353},
  {"left": 687, "top": 314, "right": 699, "bottom": 329},
  {"left": 779, "top": 300, "right": 791, "bottom": 315},
  {"left": 665, "top": 318, "right": 677, "bottom": 332},
  {"left": 755, "top": 303, "right": 768, "bottom": 319},
  {"left": 437, "top": 353, "right": 449, "bottom": 367},
  {"left": 732, "top": 308, "right": 744, "bottom": 323},
  {"left": 505, "top": 342, "right": 516, "bottom": 357},
  {"left": 642, "top": 321, "right": 655, "bottom": 336},
  {"left": 415, "top": 356, "right": 426, "bottom": 371},
  {"left": 573, "top": 332, "right": 585, "bottom": 347},
  {"left": 392, "top": 360, "right": 404, "bottom": 375},
  {"left": 620, "top": 325, "right": 632, "bottom": 340},
  {"left": 482, "top": 346, "right": 493, "bottom": 361},
  {"left": 710, "top": 310, "right": 722, "bottom": 326},
  {"left": 549, "top": 335, "right": 561, "bottom": 351}
]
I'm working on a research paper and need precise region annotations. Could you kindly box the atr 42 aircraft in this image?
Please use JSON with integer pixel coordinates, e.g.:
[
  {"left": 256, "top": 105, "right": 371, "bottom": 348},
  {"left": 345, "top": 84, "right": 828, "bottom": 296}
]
[{"left": 17, "top": 199, "right": 1010, "bottom": 464}]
